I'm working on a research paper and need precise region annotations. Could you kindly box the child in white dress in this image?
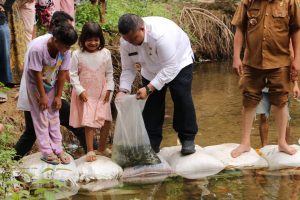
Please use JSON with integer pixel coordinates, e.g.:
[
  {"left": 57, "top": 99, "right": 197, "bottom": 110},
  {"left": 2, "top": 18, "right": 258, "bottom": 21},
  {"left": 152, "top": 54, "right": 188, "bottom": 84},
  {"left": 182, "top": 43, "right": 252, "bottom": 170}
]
[{"left": 69, "top": 22, "right": 114, "bottom": 162}]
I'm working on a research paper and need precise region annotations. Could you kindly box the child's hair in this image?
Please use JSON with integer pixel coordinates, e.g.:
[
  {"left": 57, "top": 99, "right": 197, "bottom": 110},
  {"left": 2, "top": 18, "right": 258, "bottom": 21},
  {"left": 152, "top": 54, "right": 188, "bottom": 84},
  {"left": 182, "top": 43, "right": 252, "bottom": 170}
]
[
  {"left": 49, "top": 11, "right": 74, "bottom": 33},
  {"left": 79, "top": 22, "right": 105, "bottom": 51},
  {"left": 52, "top": 22, "right": 78, "bottom": 46}
]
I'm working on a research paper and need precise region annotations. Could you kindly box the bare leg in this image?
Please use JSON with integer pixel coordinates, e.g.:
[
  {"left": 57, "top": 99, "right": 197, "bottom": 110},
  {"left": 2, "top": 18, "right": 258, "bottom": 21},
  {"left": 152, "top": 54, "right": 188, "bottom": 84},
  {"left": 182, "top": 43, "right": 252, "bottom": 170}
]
[
  {"left": 101, "top": 0, "right": 106, "bottom": 23},
  {"left": 231, "top": 106, "right": 256, "bottom": 158},
  {"left": 286, "top": 121, "right": 290, "bottom": 143},
  {"left": 85, "top": 126, "right": 96, "bottom": 161},
  {"left": 259, "top": 114, "right": 269, "bottom": 147},
  {"left": 98, "top": 121, "right": 111, "bottom": 152},
  {"left": 0, "top": 123, "right": 4, "bottom": 133},
  {"left": 99, "top": 0, "right": 106, "bottom": 24},
  {"left": 274, "top": 105, "right": 296, "bottom": 155}
]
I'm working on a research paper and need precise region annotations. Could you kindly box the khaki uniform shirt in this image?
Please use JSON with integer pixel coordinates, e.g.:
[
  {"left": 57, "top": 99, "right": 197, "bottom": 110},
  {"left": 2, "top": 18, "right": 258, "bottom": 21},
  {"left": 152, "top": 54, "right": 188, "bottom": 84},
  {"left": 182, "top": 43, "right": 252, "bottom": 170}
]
[{"left": 232, "top": 0, "right": 300, "bottom": 69}]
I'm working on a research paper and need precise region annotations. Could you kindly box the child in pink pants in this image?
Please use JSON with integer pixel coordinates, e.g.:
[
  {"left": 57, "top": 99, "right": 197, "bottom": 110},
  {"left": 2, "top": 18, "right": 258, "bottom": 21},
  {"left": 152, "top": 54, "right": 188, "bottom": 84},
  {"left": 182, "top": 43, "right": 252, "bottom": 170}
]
[{"left": 25, "top": 23, "right": 77, "bottom": 164}]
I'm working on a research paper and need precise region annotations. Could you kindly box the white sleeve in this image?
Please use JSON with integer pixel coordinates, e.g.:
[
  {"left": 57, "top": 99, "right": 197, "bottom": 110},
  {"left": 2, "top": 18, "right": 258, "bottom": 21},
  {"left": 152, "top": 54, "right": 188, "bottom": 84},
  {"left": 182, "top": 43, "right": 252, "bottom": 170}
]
[
  {"left": 150, "top": 35, "right": 180, "bottom": 90},
  {"left": 69, "top": 51, "right": 85, "bottom": 95},
  {"left": 105, "top": 50, "right": 114, "bottom": 91},
  {"left": 119, "top": 40, "right": 137, "bottom": 92}
]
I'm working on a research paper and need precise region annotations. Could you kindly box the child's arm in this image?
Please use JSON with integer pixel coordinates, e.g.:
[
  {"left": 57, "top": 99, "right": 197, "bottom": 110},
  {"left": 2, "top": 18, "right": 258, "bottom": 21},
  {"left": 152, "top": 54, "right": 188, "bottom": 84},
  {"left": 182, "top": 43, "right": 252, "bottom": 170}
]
[
  {"left": 290, "top": 41, "right": 300, "bottom": 99},
  {"left": 32, "top": 70, "right": 48, "bottom": 110},
  {"left": 293, "top": 80, "right": 300, "bottom": 99},
  {"left": 69, "top": 51, "right": 87, "bottom": 102},
  {"left": 104, "top": 50, "right": 114, "bottom": 103},
  {"left": 53, "top": 70, "right": 67, "bottom": 110}
]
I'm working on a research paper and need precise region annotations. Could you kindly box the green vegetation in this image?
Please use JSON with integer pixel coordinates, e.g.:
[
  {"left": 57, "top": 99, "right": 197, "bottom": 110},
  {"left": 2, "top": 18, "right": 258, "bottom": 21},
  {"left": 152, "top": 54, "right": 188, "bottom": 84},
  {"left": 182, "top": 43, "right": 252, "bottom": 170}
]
[
  {"left": 76, "top": 0, "right": 177, "bottom": 32},
  {"left": 0, "top": 126, "right": 69, "bottom": 200}
]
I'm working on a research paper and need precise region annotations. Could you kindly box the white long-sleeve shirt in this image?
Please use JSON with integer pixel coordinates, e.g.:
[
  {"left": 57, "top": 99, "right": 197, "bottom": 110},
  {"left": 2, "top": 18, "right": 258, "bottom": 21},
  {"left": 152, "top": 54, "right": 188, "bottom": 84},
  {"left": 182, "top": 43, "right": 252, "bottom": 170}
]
[
  {"left": 119, "top": 16, "right": 194, "bottom": 91},
  {"left": 70, "top": 48, "right": 114, "bottom": 96}
]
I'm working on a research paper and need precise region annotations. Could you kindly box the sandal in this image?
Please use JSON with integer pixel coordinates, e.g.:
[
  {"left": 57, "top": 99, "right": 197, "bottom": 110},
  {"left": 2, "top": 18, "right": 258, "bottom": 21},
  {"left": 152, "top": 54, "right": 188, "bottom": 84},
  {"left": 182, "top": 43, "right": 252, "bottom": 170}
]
[
  {"left": 40, "top": 154, "right": 60, "bottom": 165},
  {"left": 57, "top": 151, "right": 71, "bottom": 165},
  {"left": 95, "top": 148, "right": 112, "bottom": 157},
  {"left": 86, "top": 151, "right": 97, "bottom": 162},
  {"left": 5, "top": 82, "right": 20, "bottom": 88},
  {"left": 0, "top": 92, "right": 7, "bottom": 103}
]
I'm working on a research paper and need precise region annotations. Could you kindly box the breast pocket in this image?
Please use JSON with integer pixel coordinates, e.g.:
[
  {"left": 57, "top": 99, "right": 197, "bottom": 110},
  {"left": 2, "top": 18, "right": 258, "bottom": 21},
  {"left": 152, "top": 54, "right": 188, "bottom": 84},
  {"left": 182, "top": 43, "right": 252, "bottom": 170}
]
[
  {"left": 247, "top": 9, "right": 261, "bottom": 31},
  {"left": 272, "top": 9, "right": 288, "bottom": 32}
]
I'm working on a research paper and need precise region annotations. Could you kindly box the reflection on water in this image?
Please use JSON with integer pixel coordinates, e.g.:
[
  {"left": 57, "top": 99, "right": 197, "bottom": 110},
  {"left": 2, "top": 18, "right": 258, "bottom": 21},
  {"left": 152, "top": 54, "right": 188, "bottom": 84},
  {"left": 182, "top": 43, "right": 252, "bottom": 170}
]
[
  {"left": 74, "top": 170, "right": 300, "bottom": 200},
  {"left": 73, "top": 62, "right": 300, "bottom": 199}
]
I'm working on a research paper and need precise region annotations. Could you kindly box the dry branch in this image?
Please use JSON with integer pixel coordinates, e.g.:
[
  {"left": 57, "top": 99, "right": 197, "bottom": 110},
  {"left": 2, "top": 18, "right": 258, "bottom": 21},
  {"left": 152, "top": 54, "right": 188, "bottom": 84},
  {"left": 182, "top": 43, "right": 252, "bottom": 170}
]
[{"left": 180, "top": 7, "right": 234, "bottom": 60}]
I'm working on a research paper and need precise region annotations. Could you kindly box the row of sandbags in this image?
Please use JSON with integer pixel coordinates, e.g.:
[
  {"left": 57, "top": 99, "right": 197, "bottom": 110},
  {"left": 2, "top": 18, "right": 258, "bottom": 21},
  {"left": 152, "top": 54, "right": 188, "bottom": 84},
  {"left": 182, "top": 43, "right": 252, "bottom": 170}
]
[{"left": 19, "top": 143, "right": 300, "bottom": 194}]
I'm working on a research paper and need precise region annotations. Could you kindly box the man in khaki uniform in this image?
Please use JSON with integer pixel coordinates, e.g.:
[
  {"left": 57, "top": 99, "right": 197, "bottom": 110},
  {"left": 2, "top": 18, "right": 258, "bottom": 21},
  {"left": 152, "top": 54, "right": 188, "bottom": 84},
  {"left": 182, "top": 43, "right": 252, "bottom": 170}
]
[{"left": 231, "top": 0, "right": 300, "bottom": 157}]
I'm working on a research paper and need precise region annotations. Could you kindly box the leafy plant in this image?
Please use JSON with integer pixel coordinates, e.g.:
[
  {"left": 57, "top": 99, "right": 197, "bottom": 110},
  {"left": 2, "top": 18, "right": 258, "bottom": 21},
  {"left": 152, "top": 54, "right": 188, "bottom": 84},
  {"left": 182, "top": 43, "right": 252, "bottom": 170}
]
[
  {"left": 4, "top": 168, "right": 70, "bottom": 200},
  {"left": 75, "top": 0, "right": 177, "bottom": 32},
  {"left": 0, "top": 82, "right": 10, "bottom": 93},
  {"left": 0, "top": 125, "right": 18, "bottom": 199},
  {"left": 0, "top": 127, "right": 70, "bottom": 200},
  {"left": 75, "top": 1, "right": 100, "bottom": 32}
]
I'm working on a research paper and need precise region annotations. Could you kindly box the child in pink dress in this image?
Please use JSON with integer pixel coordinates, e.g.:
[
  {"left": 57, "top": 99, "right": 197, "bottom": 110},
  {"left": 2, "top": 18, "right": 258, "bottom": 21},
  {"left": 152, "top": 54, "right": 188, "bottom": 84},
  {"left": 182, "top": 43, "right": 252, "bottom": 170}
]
[{"left": 69, "top": 22, "right": 114, "bottom": 162}]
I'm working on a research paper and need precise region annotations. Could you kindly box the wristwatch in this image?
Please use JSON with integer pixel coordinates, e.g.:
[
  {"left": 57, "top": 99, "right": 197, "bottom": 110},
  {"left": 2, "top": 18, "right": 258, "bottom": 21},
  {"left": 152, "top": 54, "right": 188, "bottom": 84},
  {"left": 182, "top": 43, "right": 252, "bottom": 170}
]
[{"left": 145, "top": 85, "right": 153, "bottom": 95}]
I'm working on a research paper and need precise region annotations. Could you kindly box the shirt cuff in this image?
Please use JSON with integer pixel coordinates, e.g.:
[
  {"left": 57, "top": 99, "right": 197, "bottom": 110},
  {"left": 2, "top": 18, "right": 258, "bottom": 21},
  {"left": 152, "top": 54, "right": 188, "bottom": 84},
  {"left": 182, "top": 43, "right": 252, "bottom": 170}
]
[
  {"left": 75, "top": 86, "right": 85, "bottom": 96},
  {"left": 120, "top": 81, "right": 132, "bottom": 93},
  {"left": 150, "top": 78, "right": 164, "bottom": 91},
  {"left": 106, "top": 82, "right": 114, "bottom": 91}
]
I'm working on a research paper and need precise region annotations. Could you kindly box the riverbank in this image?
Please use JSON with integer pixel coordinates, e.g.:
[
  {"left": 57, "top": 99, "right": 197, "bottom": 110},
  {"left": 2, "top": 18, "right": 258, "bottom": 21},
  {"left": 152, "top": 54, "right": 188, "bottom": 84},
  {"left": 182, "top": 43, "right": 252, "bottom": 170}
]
[{"left": 0, "top": 0, "right": 238, "bottom": 154}]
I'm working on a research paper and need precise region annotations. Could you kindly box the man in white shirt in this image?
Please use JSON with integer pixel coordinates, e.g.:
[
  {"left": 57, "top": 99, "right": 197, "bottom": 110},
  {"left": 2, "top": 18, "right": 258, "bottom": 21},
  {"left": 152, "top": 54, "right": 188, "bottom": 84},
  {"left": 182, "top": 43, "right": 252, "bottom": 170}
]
[{"left": 116, "top": 14, "right": 198, "bottom": 155}]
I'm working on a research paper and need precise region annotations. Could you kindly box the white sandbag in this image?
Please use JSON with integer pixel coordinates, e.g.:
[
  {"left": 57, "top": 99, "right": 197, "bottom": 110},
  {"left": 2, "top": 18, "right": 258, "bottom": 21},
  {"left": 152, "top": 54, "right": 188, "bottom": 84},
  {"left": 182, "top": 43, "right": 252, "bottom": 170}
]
[
  {"left": 259, "top": 145, "right": 300, "bottom": 170},
  {"left": 122, "top": 155, "right": 173, "bottom": 178},
  {"left": 122, "top": 174, "right": 169, "bottom": 184},
  {"left": 158, "top": 146, "right": 225, "bottom": 179},
  {"left": 158, "top": 145, "right": 202, "bottom": 163},
  {"left": 75, "top": 155, "right": 123, "bottom": 182},
  {"left": 203, "top": 143, "right": 268, "bottom": 169},
  {"left": 79, "top": 179, "right": 120, "bottom": 192},
  {"left": 20, "top": 152, "right": 79, "bottom": 183}
]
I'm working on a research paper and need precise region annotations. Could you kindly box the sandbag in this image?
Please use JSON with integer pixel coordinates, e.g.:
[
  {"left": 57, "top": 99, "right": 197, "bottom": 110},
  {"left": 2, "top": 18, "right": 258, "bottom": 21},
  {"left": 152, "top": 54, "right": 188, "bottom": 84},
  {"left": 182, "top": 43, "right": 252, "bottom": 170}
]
[
  {"left": 79, "top": 179, "right": 120, "bottom": 192},
  {"left": 158, "top": 145, "right": 202, "bottom": 163},
  {"left": 20, "top": 152, "right": 79, "bottom": 183},
  {"left": 259, "top": 145, "right": 300, "bottom": 170},
  {"left": 122, "top": 174, "right": 169, "bottom": 184},
  {"left": 75, "top": 155, "right": 123, "bottom": 182},
  {"left": 112, "top": 95, "right": 161, "bottom": 168},
  {"left": 158, "top": 146, "right": 225, "bottom": 179},
  {"left": 203, "top": 143, "right": 268, "bottom": 169},
  {"left": 122, "top": 155, "right": 173, "bottom": 178}
]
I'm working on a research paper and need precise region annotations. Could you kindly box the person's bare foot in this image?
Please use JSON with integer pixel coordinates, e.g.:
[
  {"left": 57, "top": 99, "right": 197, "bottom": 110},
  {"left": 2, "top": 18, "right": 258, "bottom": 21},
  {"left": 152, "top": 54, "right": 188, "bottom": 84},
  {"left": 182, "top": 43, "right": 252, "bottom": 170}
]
[
  {"left": 278, "top": 144, "right": 297, "bottom": 155},
  {"left": 231, "top": 144, "right": 251, "bottom": 158},
  {"left": 86, "top": 151, "right": 97, "bottom": 162}
]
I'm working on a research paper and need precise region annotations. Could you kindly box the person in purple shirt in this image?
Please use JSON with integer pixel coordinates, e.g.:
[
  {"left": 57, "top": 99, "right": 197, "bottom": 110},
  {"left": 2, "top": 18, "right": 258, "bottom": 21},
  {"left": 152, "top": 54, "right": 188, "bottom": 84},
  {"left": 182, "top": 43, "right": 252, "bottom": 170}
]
[
  {"left": 14, "top": 11, "right": 97, "bottom": 161},
  {"left": 25, "top": 23, "right": 77, "bottom": 165}
]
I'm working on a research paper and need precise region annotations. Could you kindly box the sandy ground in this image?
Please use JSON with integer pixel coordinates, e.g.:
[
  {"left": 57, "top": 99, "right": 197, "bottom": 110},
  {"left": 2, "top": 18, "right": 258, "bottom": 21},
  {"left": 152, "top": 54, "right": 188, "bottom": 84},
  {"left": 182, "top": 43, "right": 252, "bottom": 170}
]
[{"left": 0, "top": 87, "right": 24, "bottom": 144}]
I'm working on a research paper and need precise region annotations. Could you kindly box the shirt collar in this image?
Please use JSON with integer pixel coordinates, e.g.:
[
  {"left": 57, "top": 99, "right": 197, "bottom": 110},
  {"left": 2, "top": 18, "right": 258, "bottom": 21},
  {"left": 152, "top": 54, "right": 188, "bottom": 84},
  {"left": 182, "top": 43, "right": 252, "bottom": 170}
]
[{"left": 142, "top": 21, "right": 149, "bottom": 44}]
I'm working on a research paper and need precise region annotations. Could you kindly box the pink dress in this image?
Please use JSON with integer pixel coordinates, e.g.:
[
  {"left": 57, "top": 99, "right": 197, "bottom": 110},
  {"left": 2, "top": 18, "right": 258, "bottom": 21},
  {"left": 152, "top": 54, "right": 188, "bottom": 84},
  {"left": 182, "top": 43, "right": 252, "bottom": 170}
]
[{"left": 69, "top": 49, "right": 114, "bottom": 128}]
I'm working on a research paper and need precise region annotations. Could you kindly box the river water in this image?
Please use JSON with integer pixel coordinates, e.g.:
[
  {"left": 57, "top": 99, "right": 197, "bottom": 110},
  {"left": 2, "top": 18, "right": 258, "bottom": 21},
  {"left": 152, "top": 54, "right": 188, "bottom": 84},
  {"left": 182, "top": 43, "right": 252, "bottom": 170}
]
[{"left": 72, "top": 61, "right": 300, "bottom": 200}]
